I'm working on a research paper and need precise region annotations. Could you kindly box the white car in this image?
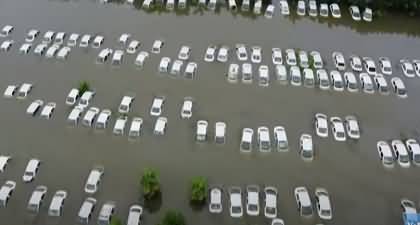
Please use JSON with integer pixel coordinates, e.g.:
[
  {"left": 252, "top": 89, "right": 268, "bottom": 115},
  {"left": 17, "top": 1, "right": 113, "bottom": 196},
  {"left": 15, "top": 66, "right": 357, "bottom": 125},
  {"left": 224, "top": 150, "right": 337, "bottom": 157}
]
[
  {"left": 359, "top": 73, "right": 374, "bottom": 94},
  {"left": 258, "top": 65, "right": 270, "bottom": 87},
  {"left": 294, "top": 186, "right": 313, "bottom": 216},
  {"left": 152, "top": 39, "right": 164, "bottom": 54},
  {"left": 299, "top": 50, "right": 309, "bottom": 68},
  {"left": 27, "top": 186, "right": 48, "bottom": 213},
  {"left": 379, "top": 57, "right": 392, "bottom": 75},
  {"left": 134, "top": 51, "right": 149, "bottom": 67},
  {"left": 118, "top": 96, "right": 134, "bottom": 114},
  {"left": 84, "top": 166, "right": 104, "bottom": 194},
  {"left": 26, "top": 29, "right": 39, "bottom": 42},
  {"left": 78, "top": 91, "right": 95, "bottom": 110},
  {"left": 127, "top": 205, "right": 143, "bottom": 225},
  {"left": 297, "top": 0, "right": 306, "bottom": 16},
  {"left": 19, "top": 43, "right": 32, "bottom": 54},
  {"left": 159, "top": 57, "right": 171, "bottom": 73},
  {"left": 271, "top": 218, "right": 285, "bottom": 225},
  {"left": 196, "top": 120, "right": 208, "bottom": 141},
  {"left": 391, "top": 140, "right": 410, "bottom": 167},
  {"left": 67, "top": 106, "right": 83, "bottom": 125},
  {"left": 258, "top": 126, "right": 271, "bottom": 152},
  {"left": 119, "top": 33, "right": 131, "bottom": 45},
  {"left": 265, "top": 5, "right": 275, "bottom": 18},
  {"left": 264, "top": 186, "right": 278, "bottom": 218},
  {"left": 113, "top": 116, "right": 128, "bottom": 135},
  {"left": 242, "top": 63, "right": 253, "bottom": 83},
  {"left": 246, "top": 185, "right": 260, "bottom": 216},
  {"left": 391, "top": 77, "right": 407, "bottom": 98},
  {"left": 279, "top": 0, "right": 290, "bottom": 15},
  {"left": 181, "top": 97, "right": 193, "bottom": 119},
  {"left": 227, "top": 63, "right": 239, "bottom": 82},
  {"left": 209, "top": 187, "right": 223, "bottom": 213},
  {"left": 78, "top": 197, "right": 96, "bottom": 224},
  {"left": 204, "top": 45, "right": 216, "bottom": 62},
  {"left": 330, "top": 3, "right": 341, "bottom": 18},
  {"left": 170, "top": 60, "right": 183, "bottom": 75},
  {"left": 95, "top": 109, "right": 112, "bottom": 129},
  {"left": 349, "top": 55, "right": 363, "bottom": 72},
  {"left": 215, "top": 122, "right": 226, "bottom": 144},
  {"left": 229, "top": 187, "right": 243, "bottom": 218},
  {"left": 23, "top": 159, "right": 40, "bottom": 182},
  {"left": 217, "top": 46, "right": 229, "bottom": 62},
  {"left": 0, "top": 25, "right": 14, "bottom": 37},
  {"left": 330, "top": 70, "right": 344, "bottom": 91},
  {"left": 344, "top": 72, "right": 358, "bottom": 92},
  {"left": 317, "top": 69, "right": 330, "bottom": 90},
  {"left": 251, "top": 46, "right": 262, "bottom": 63},
  {"left": 308, "top": 0, "right": 317, "bottom": 17},
  {"left": 92, "top": 35, "right": 104, "bottom": 48},
  {"left": 54, "top": 32, "right": 66, "bottom": 45},
  {"left": 240, "top": 128, "right": 253, "bottom": 152},
  {"left": 272, "top": 48, "right": 282, "bottom": 65},
  {"left": 112, "top": 50, "right": 124, "bottom": 65},
  {"left": 79, "top": 34, "right": 91, "bottom": 48},
  {"left": 362, "top": 57, "right": 377, "bottom": 75},
  {"left": 274, "top": 126, "right": 288, "bottom": 151},
  {"left": 184, "top": 62, "right": 198, "bottom": 79},
  {"left": 344, "top": 115, "right": 360, "bottom": 139},
  {"left": 57, "top": 46, "right": 71, "bottom": 60},
  {"left": 319, "top": 3, "right": 328, "bottom": 17},
  {"left": 129, "top": 117, "right": 143, "bottom": 137},
  {"left": 26, "top": 100, "right": 44, "bottom": 116},
  {"left": 17, "top": 83, "right": 33, "bottom": 99},
  {"left": 377, "top": 141, "right": 394, "bottom": 166},
  {"left": 374, "top": 74, "right": 389, "bottom": 94},
  {"left": 349, "top": 6, "right": 361, "bottom": 21},
  {"left": 0, "top": 180, "right": 16, "bottom": 207},
  {"left": 332, "top": 52, "right": 346, "bottom": 70},
  {"left": 290, "top": 66, "right": 302, "bottom": 86},
  {"left": 0, "top": 40, "right": 13, "bottom": 52},
  {"left": 40, "top": 102, "right": 57, "bottom": 119},
  {"left": 303, "top": 68, "right": 315, "bottom": 87},
  {"left": 236, "top": 44, "right": 248, "bottom": 61},
  {"left": 98, "top": 201, "right": 116, "bottom": 225},
  {"left": 154, "top": 117, "right": 168, "bottom": 135},
  {"left": 314, "top": 113, "right": 328, "bottom": 138},
  {"left": 3, "top": 85, "right": 17, "bottom": 98},
  {"left": 48, "top": 190, "right": 67, "bottom": 216},
  {"left": 330, "top": 117, "right": 346, "bottom": 142},
  {"left": 82, "top": 107, "right": 100, "bottom": 127},
  {"left": 178, "top": 45, "right": 191, "bottom": 60},
  {"left": 253, "top": 0, "right": 262, "bottom": 14},
  {"left": 0, "top": 156, "right": 11, "bottom": 173},
  {"left": 127, "top": 40, "right": 140, "bottom": 54},
  {"left": 315, "top": 188, "right": 332, "bottom": 220},
  {"left": 310, "top": 51, "right": 323, "bottom": 69},
  {"left": 406, "top": 139, "right": 420, "bottom": 166},
  {"left": 275, "top": 65, "right": 287, "bottom": 82},
  {"left": 413, "top": 60, "right": 420, "bottom": 76},
  {"left": 363, "top": 8, "right": 373, "bottom": 22},
  {"left": 42, "top": 31, "right": 55, "bottom": 44},
  {"left": 97, "top": 48, "right": 113, "bottom": 63},
  {"left": 285, "top": 49, "right": 297, "bottom": 66},
  {"left": 67, "top": 33, "right": 80, "bottom": 46},
  {"left": 45, "top": 44, "right": 60, "bottom": 58},
  {"left": 400, "top": 59, "right": 415, "bottom": 78},
  {"left": 150, "top": 96, "right": 165, "bottom": 116},
  {"left": 300, "top": 134, "right": 313, "bottom": 160}
]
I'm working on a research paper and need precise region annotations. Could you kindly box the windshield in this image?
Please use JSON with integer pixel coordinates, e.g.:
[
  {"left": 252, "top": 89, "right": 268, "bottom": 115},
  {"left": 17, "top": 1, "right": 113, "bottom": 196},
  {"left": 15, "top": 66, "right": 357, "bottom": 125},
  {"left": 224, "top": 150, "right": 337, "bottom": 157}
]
[
  {"left": 292, "top": 75, "right": 301, "bottom": 82},
  {"left": 383, "top": 156, "right": 394, "bottom": 164},
  {"left": 414, "top": 155, "right": 420, "bottom": 163},
  {"left": 86, "top": 184, "right": 95, "bottom": 190},
  {"left": 80, "top": 99, "right": 87, "bottom": 105},
  {"left": 380, "top": 86, "right": 388, "bottom": 92},
  {"left": 120, "top": 105, "right": 128, "bottom": 111},
  {"left": 354, "top": 12, "right": 360, "bottom": 17},
  {"left": 305, "top": 78, "right": 314, "bottom": 86},
  {"left": 241, "top": 142, "right": 250, "bottom": 150},
  {"left": 261, "top": 141, "right": 270, "bottom": 150},
  {"left": 369, "top": 67, "right": 376, "bottom": 73},
  {"left": 337, "top": 132, "right": 345, "bottom": 138},
  {"left": 240, "top": 53, "right": 246, "bottom": 58},
  {"left": 351, "top": 130, "right": 359, "bottom": 136},
  {"left": 319, "top": 127, "right": 327, "bottom": 134},
  {"left": 248, "top": 204, "right": 258, "bottom": 211},
  {"left": 320, "top": 79, "right": 329, "bottom": 86},
  {"left": 279, "top": 141, "right": 288, "bottom": 148},
  {"left": 333, "top": 9, "right": 340, "bottom": 14},
  {"left": 24, "top": 171, "right": 34, "bottom": 177},
  {"left": 289, "top": 59, "right": 296, "bottom": 64},
  {"left": 66, "top": 97, "right": 74, "bottom": 103},
  {"left": 335, "top": 81, "right": 343, "bottom": 88},
  {"left": 302, "top": 150, "right": 313, "bottom": 158},
  {"left": 302, "top": 206, "right": 313, "bottom": 215},
  {"left": 321, "top": 209, "right": 331, "bottom": 216},
  {"left": 152, "top": 108, "right": 160, "bottom": 113},
  {"left": 398, "top": 89, "right": 406, "bottom": 95},
  {"left": 400, "top": 154, "right": 409, "bottom": 163},
  {"left": 232, "top": 206, "right": 242, "bottom": 213}
]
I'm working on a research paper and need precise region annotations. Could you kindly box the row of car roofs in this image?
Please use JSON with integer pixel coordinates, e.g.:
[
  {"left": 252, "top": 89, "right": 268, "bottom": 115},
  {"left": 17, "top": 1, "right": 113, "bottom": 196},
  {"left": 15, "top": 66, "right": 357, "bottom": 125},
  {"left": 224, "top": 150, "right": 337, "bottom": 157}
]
[
  {"left": 0, "top": 158, "right": 142, "bottom": 225},
  {"left": 377, "top": 139, "right": 420, "bottom": 169}
]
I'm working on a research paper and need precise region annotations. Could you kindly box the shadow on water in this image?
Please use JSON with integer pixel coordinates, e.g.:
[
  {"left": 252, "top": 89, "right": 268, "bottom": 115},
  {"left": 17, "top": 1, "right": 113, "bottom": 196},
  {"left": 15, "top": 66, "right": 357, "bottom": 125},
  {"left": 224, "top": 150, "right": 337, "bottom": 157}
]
[{"left": 142, "top": 192, "right": 163, "bottom": 213}]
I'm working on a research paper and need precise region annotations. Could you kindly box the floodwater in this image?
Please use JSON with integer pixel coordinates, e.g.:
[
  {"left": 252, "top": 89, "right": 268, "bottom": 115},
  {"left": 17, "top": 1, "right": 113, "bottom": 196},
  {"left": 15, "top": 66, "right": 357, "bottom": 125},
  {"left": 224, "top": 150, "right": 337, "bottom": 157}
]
[{"left": 0, "top": 0, "right": 420, "bottom": 225}]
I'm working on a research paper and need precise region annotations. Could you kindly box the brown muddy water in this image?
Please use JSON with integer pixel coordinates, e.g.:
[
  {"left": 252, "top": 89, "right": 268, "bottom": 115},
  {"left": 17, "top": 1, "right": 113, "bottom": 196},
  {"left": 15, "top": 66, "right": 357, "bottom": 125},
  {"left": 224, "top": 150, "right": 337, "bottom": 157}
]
[{"left": 0, "top": 0, "right": 420, "bottom": 225}]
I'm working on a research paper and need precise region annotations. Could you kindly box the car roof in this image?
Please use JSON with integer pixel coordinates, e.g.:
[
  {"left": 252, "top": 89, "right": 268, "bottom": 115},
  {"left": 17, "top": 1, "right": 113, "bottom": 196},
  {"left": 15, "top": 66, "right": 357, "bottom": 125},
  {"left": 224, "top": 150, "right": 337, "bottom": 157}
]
[
  {"left": 0, "top": 181, "right": 15, "bottom": 199},
  {"left": 258, "top": 127, "right": 269, "bottom": 140},
  {"left": 68, "top": 107, "right": 83, "bottom": 120},
  {"left": 318, "top": 194, "right": 331, "bottom": 209},
  {"left": 215, "top": 122, "right": 226, "bottom": 136},
  {"left": 182, "top": 99, "right": 192, "bottom": 110},
  {"left": 79, "top": 198, "right": 96, "bottom": 218},
  {"left": 296, "top": 188, "right": 311, "bottom": 206},
  {"left": 155, "top": 117, "right": 167, "bottom": 130},
  {"left": 50, "top": 191, "right": 66, "bottom": 210},
  {"left": 121, "top": 96, "right": 133, "bottom": 105},
  {"left": 242, "top": 128, "right": 253, "bottom": 141},
  {"left": 197, "top": 120, "right": 208, "bottom": 134},
  {"left": 20, "top": 83, "right": 32, "bottom": 92},
  {"left": 130, "top": 117, "right": 143, "bottom": 131},
  {"left": 97, "top": 110, "right": 111, "bottom": 123},
  {"left": 99, "top": 202, "right": 115, "bottom": 218},
  {"left": 392, "top": 78, "right": 405, "bottom": 87},
  {"left": 87, "top": 169, "right": 102, "bottom": 185},
  {"left": 210, "top": 188, "right": 222, "bottom": 204},
  {"left": 152, "top": 97, "right": 164, "bottom": 107},
  {"left": 393, "top": 140, "right": 409, "bottom": 154},
  {"left": 114, "top": 117, "right": 127, "bottom": 129},
  {"left": 29, "top": 186, "right": 47, "bottom": 205},
  {"left": 407, "top": 139, "right": 420, "bottom": 154},
  {"left": 26, "top": 159, "right": 40, "bottom": 171},
  {"left": 301, "top": 135, "right": 312, "bottom": 150},
  {"left": 274, "top": 127, "right": 287, "bottom": 140}
]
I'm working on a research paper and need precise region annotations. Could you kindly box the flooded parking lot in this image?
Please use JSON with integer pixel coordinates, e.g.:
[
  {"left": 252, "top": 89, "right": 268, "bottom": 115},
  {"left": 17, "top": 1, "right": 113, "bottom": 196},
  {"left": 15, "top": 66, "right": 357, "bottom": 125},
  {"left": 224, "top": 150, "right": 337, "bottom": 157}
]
[{"left": 1, "top": 0, "right": 420, "bottom": 225}]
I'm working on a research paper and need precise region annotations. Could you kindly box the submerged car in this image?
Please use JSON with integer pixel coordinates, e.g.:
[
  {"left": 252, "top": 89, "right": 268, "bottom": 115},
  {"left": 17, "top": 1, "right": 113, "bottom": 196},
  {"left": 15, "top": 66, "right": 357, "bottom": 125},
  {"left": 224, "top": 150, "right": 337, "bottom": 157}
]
[
  {"left": 294, "top": 186, "right": 313, "bottom": 217},
  {"left": 344, "top": 115, "right": 360, "bottom": 139},
  {"left": 391, "top": 77, "right": 407, "bottom": 98},
  {"left": 209, "top": 187, "right": 223, "bottom": 213},
  {"left": 377, "top": 141, "right": 394, "bottom": 166},
  {"left": 315, "top": 113, "right": 328, "bottom": 138},
  {"left": 315, "top": 188, "right": 332, "bottom": 220},
  {"left": 349, "top": 5, "right": 361, "bottom": 21},
  {"left": 330, "top": 117, "right": 346, "bottom": 142},
  {"left": 391, "top": 139, "right": 410, "bottom": 168}
]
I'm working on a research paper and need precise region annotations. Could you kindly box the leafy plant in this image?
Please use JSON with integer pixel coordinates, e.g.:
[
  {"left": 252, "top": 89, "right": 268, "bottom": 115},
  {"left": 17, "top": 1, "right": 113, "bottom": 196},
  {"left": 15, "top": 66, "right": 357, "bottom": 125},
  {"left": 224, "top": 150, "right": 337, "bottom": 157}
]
[
  {"left": 78, "top": 81, "right": 90, "bottom": 95},
  {"left": 190, "top": 176, "right": 208, "bottom": 203},
  {"left": 110, "top": 217, "right": 122, "bottom": 225},
  {"left": 159, "top": 210, "right": 186, "bottom": 225},
  {"left": 141, "top": 168, "right": 161, "bottom": 200}
]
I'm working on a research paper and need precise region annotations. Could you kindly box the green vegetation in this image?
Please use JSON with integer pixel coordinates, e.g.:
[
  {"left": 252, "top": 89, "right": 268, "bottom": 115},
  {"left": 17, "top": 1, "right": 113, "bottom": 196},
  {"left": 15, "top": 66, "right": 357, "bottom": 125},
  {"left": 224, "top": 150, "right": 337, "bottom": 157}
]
[
  {"left": 190, "top": 176, "right": 208, "bottom": 204},
  {"left": 159, "top": 210, "right": 186, "bottom": 225},
  {"left": 140, "top": 168, "right": 161, "bottom": 200},
  {"left": 78, "top": 81, "right": 90, "bottom": 95},
  {"left": 110, "top": 217, "right": 123, "bottom": 225}
]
